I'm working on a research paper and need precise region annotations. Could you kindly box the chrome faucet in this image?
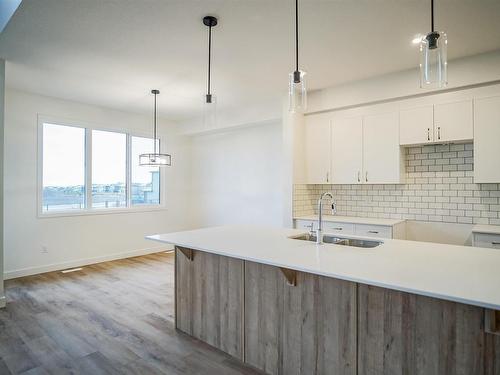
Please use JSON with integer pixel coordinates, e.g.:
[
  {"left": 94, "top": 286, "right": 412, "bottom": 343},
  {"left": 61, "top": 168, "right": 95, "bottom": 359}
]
[{"left": 316, "top": 192, "right": 334, "bottom": 244}]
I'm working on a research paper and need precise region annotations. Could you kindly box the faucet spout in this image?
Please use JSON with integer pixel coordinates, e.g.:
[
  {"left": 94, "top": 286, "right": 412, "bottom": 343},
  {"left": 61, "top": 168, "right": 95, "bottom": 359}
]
[{"left": 316, "top": 192, "right": 334, "bottom": 245}]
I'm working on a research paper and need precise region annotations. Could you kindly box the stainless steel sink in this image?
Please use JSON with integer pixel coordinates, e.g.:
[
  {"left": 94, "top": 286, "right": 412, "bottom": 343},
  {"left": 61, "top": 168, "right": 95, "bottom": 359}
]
[{"left": 291, "top": 233, "right": 382, "bottom": 248}]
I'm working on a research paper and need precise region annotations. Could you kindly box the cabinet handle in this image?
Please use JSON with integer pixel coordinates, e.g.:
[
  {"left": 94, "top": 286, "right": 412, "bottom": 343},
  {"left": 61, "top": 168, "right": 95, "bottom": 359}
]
[
  {"left": 357, "top": 171, "right": 361, "bottom": 183},
  {"left": 368, "top": 230, "right": 379, "bottom": 234},
  {"left": 437, "top": 126, "right": 441, "bottom": 140},
  {"left": 427, "top": 128, "right": 431, "bottom": 141},
  {"left": 365, "top": 171, "right": 368, "bottom": 182},
  {"left": 326, "top": 172, "right": 329, "bottom": 183},
  {"left": 492, "top": 242, "right": 500, "bottom": 245},
  {"left": 333, "top": 227, "right": 343, "bottom": 231}
]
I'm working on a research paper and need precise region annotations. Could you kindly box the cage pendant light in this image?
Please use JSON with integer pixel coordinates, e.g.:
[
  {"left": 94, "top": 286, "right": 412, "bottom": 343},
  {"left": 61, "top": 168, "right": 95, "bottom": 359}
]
[
  {"left": 139, "top": 90, "right": 172, "bottom": 166},
  {"left": 420, "top": 0, "right": 447, "bottom": 88},
  {"left": 288, "top": 0, "right": 306, "bottom": 113},
  {"left": 203, "top": 16, "right": 218, "bottom": 128}
]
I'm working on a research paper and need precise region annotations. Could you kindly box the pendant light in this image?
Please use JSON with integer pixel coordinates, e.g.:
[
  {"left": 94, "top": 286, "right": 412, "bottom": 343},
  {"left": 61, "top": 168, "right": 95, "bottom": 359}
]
[
  {"left": 139, "top": 89, "right": 172, "bottom": 166},
  {"left": 203, "top": 16, "right": 218, "bottom": 127},
  {"left": 288, "top": 0, "right": 306, "bottom": 113},
  {"left": 419, "top": 0, "right": 447, "bottom": 88}
]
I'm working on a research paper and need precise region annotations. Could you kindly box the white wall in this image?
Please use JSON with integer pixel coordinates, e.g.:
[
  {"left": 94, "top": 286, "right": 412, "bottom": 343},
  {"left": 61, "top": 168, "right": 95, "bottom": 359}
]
[
  {"left": 190, "top": 122, "right": 283, "bottom": 228},
  {"left": 4, "top": 89, "right": 192, "bottom": 279},
  {"left": 307, "top": 50, "right": 500, "bottom": 114},
  {"left": 0, "top": 60, "right": 5, "bottom": 307}
]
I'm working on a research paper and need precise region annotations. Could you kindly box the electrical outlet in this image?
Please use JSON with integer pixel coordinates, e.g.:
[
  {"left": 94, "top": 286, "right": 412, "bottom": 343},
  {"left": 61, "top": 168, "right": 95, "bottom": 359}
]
[{"left": 41, "top": 246, "right": 48, "bottom": 254}]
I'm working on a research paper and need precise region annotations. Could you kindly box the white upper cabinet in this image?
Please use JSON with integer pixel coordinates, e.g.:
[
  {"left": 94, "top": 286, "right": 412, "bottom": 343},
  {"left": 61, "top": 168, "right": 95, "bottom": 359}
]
[
  {"left": 474, "top": 96, "right": 500, "bottom": 183},
  {"left": 331, "top": 116, "right": 363, "bottom": 184},
  {"left": 363, "top": 112, "right": 404, "bottom": 184},
  {"left": 399, "top": 105, "right": 434, "bottom": 145},
  {"left": 399, "top": 100, "right": 473, "bottom": 146},
  {"left": 434, "top": 100, "right": 473, "bottom": 143},
  {"left": 304, "top": 113, "right": 332, "bottom": 184}
]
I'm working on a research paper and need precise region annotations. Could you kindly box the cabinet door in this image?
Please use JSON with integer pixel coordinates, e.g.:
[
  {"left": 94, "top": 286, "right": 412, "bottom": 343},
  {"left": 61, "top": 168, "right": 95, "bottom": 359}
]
[
  {"left": 304, "top": 113, "right": 331, "bottom": 184},
  {"left": 399, "top": 105, "right": 434, "bottom": 145},
  {"left": 434, "top": 100, "right": 473, "bottom": 143},
  {"left": 331, "top": 116, "right": 363, "bottom": 184},
  {"left": 358, "top": 285, "right": 486, "bottom": 375},
  {"left": 363, "top": 112, "right": 404, "bottom": 184},
  {"left": 245, "top": 261, "right": 357, "bottom": 375},
  {"left": 175, "top": 248, "right": 244, "bottom": 359},
  {"left": 474, "top": 96, "right": 500, "bottom": 183}
]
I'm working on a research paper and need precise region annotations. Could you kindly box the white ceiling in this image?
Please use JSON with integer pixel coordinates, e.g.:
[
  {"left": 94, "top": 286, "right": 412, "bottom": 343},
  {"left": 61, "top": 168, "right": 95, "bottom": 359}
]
[{"left": 1, "top": 0, "right": 500, "bottom": 123}]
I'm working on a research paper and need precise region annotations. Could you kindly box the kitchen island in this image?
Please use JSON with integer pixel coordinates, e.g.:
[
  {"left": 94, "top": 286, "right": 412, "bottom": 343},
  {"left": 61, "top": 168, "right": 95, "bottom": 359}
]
[{"left": 147, "top": 225, "right": 500, "bottom": 375}]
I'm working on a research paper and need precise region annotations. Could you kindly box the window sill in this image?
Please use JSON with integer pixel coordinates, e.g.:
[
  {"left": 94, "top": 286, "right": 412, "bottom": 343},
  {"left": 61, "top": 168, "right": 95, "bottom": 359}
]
[{"left": 37, "top": 205, "right": 168, "bottom": 219}]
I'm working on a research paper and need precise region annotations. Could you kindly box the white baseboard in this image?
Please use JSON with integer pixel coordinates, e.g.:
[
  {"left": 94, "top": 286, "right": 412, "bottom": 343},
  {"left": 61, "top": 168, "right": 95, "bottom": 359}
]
[
  {"left": 4, "top": 245, "right": 174, "bottom": 280},
  {"left": 0, "top": 295, "right": 5, "bottom": 308}
]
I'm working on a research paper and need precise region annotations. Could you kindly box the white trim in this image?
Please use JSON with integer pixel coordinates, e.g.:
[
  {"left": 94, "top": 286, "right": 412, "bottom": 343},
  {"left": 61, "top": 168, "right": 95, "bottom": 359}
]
[
  {"left": 0, "top": 295, "right": 5, "bottom": 308},
  {"left": 37, "top": 114, "right": 167, "bottom": 217},
  {"left": 37, "top": 205, "right": 169, "bottom": 219},
  {"left": 4, "top": 245, "right": 174, "bottom": 280}
]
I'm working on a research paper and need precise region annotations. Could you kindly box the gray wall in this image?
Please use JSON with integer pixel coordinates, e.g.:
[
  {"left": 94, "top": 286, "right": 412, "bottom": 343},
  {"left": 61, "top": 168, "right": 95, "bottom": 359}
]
[{"left": 0, "top": 59, "right": 5, "bottom": 307}]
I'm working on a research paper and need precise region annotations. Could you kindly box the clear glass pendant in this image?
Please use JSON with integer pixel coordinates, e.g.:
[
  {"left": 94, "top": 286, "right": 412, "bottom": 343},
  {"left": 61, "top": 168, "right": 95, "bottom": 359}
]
[
  {"left": 288, "top": 70, "right": 307, "bottom": 113},
  {"left": 204, "top": 94, "right": 217, "bottom": 128},
  {"left": 420, "top": 31, "right": 447, "bottom": 88}
]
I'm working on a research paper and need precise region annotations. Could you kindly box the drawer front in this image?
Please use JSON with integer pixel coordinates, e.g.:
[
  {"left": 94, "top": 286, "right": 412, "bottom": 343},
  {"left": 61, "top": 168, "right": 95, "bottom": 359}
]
[
  {"left": 323, "top": 222, "right": 355, "bottom": 235},
  {"left": 354, "top": 224, "right": 392, "bottom": 239},
  {"left": 473, "top": 233, "right": 500, "bottom": 249},
  {"left": 295, "top": 220, "right": 316, "bottom": 231}
]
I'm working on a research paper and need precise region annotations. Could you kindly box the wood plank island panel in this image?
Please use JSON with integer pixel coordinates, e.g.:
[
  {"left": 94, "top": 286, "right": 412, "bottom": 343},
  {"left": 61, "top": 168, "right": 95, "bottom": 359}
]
[
  {"left": 175, "top": 247, "right": 244, "bottom": 360},
  {"left": 244, "top": 260, "right": 357, "bottom": 375},
  {"left": 358, "top": 284, "right": 488, "bottom": 375}
]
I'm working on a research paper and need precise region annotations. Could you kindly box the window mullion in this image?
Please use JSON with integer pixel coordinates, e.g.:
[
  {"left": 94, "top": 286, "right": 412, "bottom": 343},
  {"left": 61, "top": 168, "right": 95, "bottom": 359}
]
[
  {"left": 126, "top": 134, "right": 131, "bottom": 208},
  {"left": 85, "top": 128, "right": 92, "bottom": 210}
]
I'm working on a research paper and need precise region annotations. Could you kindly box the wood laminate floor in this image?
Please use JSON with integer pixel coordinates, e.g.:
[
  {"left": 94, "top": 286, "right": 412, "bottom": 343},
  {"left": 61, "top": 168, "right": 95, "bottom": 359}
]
[{"left": 0, "top": 252, "right": 262, "bottom": 375}]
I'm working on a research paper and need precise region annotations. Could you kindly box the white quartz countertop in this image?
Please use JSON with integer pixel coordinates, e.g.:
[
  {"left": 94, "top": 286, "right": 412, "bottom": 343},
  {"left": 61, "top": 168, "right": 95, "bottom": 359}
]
[
  {"left": 147, "top": 225, "right": 500, "bottom": 310},
  {"left": 294, "top": 215, "right": 406, "bottom": 226},
  {"left": 472, "top": 224, "right": 500, "bottom": 235}
]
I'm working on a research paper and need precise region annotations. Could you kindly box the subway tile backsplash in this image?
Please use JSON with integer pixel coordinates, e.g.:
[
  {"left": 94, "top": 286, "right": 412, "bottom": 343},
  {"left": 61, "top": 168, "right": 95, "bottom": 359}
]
[{"left": 293, "top": 143, "right": 500, "bottom": 225}]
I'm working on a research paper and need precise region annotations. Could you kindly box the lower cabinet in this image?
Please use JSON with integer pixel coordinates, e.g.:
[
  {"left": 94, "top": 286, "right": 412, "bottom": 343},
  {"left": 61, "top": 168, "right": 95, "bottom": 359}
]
[
  {"left": 358, "top": 284, "right": 496, "bottom": 375},
  {"left": 244, "top": 261, "right": 357, "bottom": 375},
  {"left": 175, "top": 247, "right": 244, "bottom": 360},
  {"left": 175, "top": 248, "right": 500, "bottom": 375}
]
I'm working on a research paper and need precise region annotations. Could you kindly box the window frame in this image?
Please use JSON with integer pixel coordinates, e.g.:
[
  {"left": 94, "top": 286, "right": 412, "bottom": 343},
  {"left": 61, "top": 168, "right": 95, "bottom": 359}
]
[{"left": 37, "top": 115, "right": 167, "bottom": 218}]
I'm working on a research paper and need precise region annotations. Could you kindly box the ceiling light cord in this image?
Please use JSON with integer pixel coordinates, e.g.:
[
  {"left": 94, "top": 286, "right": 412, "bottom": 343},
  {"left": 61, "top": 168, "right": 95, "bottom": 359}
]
[
  {"left": 431, "top": 0, "right": 435, "bottom": 32},
  {"left": 207, "top": 24, "right": 212, "bottom": 99},
  {"left": 295, "top": 0, "right": 299, "bottom": 74}
]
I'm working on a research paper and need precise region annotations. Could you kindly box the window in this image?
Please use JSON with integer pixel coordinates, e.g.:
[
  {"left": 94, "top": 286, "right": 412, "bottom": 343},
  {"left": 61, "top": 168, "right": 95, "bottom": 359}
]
[
  {"left": 131, "top": 136, "right": 160, "bottom": 205},
  {"left": 42, "top": 124, "right": 85, "bottom": 212},
  {"left": 92, "top": 130, "right": 127, "bottom": 209},
  {"left": 39, "top": 119, "right": 164, "bottom": 215}
]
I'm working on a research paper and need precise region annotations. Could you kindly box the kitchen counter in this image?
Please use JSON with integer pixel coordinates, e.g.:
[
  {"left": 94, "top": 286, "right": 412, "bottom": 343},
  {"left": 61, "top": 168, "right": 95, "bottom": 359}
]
[
  {"left": 148, "top": 225, "right": 500, "bottom": 310},
  {"left": 294, "top": 214, "right": 406, "bottom": 226},
  {"left": 473, "top": 224, "right": 500, "bottom": 235}
]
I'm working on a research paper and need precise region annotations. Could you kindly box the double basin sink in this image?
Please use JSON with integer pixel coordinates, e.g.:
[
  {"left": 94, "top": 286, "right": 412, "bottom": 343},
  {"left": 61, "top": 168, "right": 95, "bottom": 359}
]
[{"left": 292, "top": 233, "right": 382, "bottom": 248}]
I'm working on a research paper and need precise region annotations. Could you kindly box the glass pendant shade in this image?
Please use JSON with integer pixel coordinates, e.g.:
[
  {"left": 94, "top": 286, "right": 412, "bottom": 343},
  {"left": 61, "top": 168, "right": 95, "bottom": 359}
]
[
  {"left": 139, "top": 153, "right": 171, "bottom": 166},
  {"left": 289, "top": 71, "right": 307, "bottom": 113},
  {"left": 420, "top": 31, "right": 447, "bottom": 88},
  {"left": 203, "top": 94, "right": 217, "bottom": 128}
]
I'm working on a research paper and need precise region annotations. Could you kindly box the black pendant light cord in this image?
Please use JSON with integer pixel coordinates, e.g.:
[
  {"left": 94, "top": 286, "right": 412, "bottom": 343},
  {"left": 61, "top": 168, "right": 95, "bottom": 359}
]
[
  {"left": 431, "top": 0, "right": 435, "bottom": 32},
  {"left": 295, "top": 0, "right": 299, "bottom": 72},
  {"left": 293, "top": 0, "right": 301, "bottom": 83},
  {"left": 207, "top": 24, "right": 212, "bottom": 99}
]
